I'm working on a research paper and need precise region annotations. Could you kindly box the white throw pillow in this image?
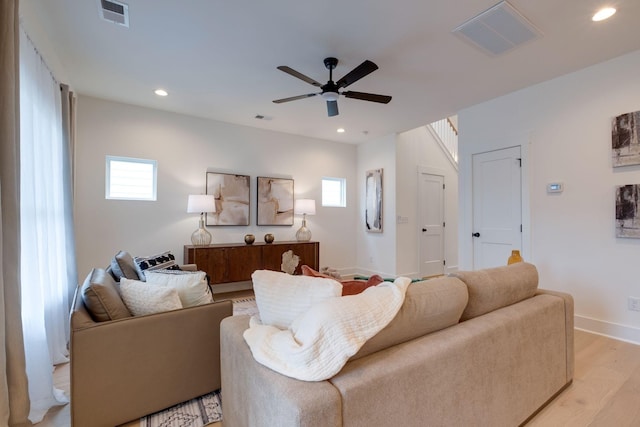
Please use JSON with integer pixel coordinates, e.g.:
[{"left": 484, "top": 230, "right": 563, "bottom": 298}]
[
  {"left": 251, "top": 270, "right": 342, "bottom": 329},
  {"left": 144, "top": 270, "right": 213, "bottom": 307},
  {"left": 120, "top": 278, "right": 183, "bottom": 316}
]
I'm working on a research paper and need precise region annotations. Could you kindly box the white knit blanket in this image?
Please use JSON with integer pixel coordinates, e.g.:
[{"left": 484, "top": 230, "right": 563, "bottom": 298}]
[{"left": 243, "top": 277, "right": 411, "bottom": 381}]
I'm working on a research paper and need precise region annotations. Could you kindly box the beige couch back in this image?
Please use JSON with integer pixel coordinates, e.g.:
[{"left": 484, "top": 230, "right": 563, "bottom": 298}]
[{"left": 351, "top": 276, "right": 468, "bottom": 361}]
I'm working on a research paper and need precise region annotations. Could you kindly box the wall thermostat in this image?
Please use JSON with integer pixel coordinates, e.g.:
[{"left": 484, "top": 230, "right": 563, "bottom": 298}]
[{"left": 547, "top": 183, "right": 564, "bottom": 193}]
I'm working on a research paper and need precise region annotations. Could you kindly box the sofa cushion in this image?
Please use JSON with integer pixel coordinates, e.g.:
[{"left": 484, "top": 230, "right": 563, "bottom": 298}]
[
  {"left": 119, "top": 278, "right": 183, "bottom": 316},
  {"left": 351, "top": 276, "right": 468, "bottom": 361},
  {"left": 251, "top": 269, "right": 342, "bottom": 329},
  {"left": 301, "top": 265, "right": 384, "bottom": 296},
  {"left": 451, "top": 262, "right": 539, "bottom": 321},
  {"left": 133, "top": 250, "right": 180, "bottom": 281},
  {"left": 110, "top": 250, "right": 140, "bottom": 281},
  {"left": 81, "top": 268, "right": 132, "bottom": 322},
  {"left": 144, "top": 270, "right": 213, "bottom": 307}
]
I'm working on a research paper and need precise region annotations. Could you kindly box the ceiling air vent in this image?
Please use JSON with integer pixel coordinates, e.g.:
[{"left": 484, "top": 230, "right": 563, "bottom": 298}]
[
  {"left": 98, "top": 0, "right": 129, "bottom": 27},
  {"left": 452, "top": 1, "right": 541, "bottom": 56}
]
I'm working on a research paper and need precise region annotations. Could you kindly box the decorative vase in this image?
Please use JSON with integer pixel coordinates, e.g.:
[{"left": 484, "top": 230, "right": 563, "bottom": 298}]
[
  {"left": 508, "top": 250, "right": 523, "bottom": 265},
  {"left": 244, "top": 234, "right": 255, "bottom": 245},
  {"left": 264, "top": 233, "right": 275, "bottom": 244}
]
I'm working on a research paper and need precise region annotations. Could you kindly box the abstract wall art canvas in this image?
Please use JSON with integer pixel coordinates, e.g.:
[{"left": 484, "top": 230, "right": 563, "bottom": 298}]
[
  {"left": 257, "top": 177, "right": 294, "bottom": 226},
  {"left": 206, "top": 172, "right": 250, "bottom": 226},
  {"left": 612, "top": 110, "right": 640, "bottom": 167},
  {"left": 616, "top": 184, "right": 640, "bottom": 238},
  {"left": 365, "top": 168, "right": 383, "bottom": 233}
]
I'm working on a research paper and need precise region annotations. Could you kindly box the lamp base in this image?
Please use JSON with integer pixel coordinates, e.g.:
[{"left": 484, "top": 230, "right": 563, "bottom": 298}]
[
  {"left": 191, "top": 215, "right": 212, "bottom": 246},
  {"left": 296, "top": 217, "right": 312, "bottom": 242}
]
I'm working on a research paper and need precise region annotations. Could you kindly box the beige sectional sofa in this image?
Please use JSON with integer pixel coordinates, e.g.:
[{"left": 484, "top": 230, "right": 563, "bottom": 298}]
[
  {"left": 70, "top": 252, "right": 233, "bottom": 427},
  {"left": 220, "top": 262, "right": 574, "bottom": 427}
]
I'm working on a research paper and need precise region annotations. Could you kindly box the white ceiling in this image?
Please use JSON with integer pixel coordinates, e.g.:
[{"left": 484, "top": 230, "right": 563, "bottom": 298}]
[{"left": 22, "top": 0, "right": 640, "bottom": 144}]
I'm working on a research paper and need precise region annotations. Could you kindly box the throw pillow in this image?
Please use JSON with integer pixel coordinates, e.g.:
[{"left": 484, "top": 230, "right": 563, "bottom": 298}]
[
  {"left": 301, "top": 265, "right": 384, "bottom": 296},
  {"left": 133, "top": 251, "right": 180, "bottom": 281},
  {"left": 251, "top": 269, "right": 342, "bottom": 329},
  {"left": 144, "top": 270, "right": 213, "bottom": 307},
  {"left": 119, "top": 278, "right": 183, "bottom": 316},
  {"left": 110, "top": 250, "right": 140, "bottom": 281},
  {"left": 81, "top": 268, "right": 132, "bottom": 322}
]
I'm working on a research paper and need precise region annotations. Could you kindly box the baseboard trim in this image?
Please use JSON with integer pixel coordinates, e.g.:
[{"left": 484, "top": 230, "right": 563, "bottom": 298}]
[{"left": 575, "top": 315, "right": 640, "bottom": 345}]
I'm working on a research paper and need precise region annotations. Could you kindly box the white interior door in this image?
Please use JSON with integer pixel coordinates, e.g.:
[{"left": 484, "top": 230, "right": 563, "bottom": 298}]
[
  {"left": 419, "top": 173, "right": 444, "bottom": 277},
  {"left": 472, "top": 146, "right": 522, "bottom": 269}
]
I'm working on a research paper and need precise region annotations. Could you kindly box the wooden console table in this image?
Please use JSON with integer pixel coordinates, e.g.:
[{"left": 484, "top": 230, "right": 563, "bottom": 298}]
[{"left": 184, "top": 241, "right": 319, "bottom": 286}]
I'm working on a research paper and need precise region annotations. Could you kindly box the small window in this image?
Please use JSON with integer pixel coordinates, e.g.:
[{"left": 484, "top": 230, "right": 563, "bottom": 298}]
[
  {"left": 322, "top": 177, "right": 346, "bottom": 207},
  {"left": 106, "top": 156, "right": 157, "bottom": 201}
]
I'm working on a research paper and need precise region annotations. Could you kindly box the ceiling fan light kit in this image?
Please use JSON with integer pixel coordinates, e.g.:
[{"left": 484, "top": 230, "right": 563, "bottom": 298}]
[{"left": 273, "top": 57, "right": 392, "bottom": 117}]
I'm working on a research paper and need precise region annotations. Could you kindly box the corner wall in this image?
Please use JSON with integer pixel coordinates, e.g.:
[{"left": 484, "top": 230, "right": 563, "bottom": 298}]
[
  {"left": 396, "top": 126, "right": 459, "bottom": 277},
  {"left": 459, "top": 49, "right": 640, "bottom": 343},
  {"left": 356, "top": 135, "right": 397, "bottom": 277},
  {"left": 74, "top": 96, "right": 358, "bottom": 279}
]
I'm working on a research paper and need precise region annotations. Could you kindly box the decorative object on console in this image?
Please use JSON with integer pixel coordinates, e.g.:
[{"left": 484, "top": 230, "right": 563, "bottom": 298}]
[
  {"left": 244, "top": 233, "right": 255, "bottom": 244},
  {"left": 365, "top": 168, "right": 383, "bottom": 232},
  {"left": 206, "top": 172, "right": 250, "bottom": 226},
  {"left": 264, "top": 233, "right": 275, "bottom": 243},
  {"left": 507, "top": 249, "right": 523, "bottom": 265},
  {"left": 187, "top": 194, "right": 216, "bottom": 246},
  {"left": 281, "top": 249, "right": 300, "bottom": 274},
  {"left": 294, "top": 198, "right": 316, "bottom": 241},
  {"left": 616, "top": 184, "right": 640, "bottom": 238},
  {"left": 612, "top": 110, "right": 640, "bottom": 167},
  {"left": 257, "top": 176, "right": 294, "bottom": 225}
]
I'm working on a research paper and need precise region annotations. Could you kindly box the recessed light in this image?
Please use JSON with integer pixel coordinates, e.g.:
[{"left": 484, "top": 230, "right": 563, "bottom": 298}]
[
  {"left": 592, "top": 7, "right": 616, "bottom": 22},
  {"left": 337, "top": 128, "right": 345, "bottom": 133},
  {"left": 154, "top": 89, "right": 168, "bottom": 97}
]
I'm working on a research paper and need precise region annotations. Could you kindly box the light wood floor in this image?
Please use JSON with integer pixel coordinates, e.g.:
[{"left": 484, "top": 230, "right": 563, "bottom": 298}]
[{"left": 40, "top": 329, "right": 639, "bottom": 427}]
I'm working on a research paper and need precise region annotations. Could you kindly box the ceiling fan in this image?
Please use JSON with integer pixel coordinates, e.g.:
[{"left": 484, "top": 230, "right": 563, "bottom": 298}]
[{"left": 273, "top": 57, "right": 392, "bottom": 117}]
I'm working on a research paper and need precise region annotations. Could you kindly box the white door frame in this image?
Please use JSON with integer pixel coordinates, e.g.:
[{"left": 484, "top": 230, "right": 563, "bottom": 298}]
[
  {"left": 460, "top": 138, "right": 531, "bottom": 270},
  {"left": 418, "top": 166, "right": 448, "bottom": 276}
]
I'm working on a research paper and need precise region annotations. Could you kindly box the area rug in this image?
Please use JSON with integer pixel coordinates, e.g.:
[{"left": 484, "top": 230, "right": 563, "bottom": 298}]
[
  {"left": 232, "top": 296, "right": 259, "bottom": 317},
  {"left": 140, "top": 390, "right": 222, "bottom": 427}
]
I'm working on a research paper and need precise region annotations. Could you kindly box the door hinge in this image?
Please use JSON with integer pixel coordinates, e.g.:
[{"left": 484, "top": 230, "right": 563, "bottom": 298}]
[
  {"left": 443, "top": 183, "right": 445, "bottom": 190},
  {"left": 443, "top": 222, "right": 446, "bottom": 227},
  {"left": 443, "top": 259, "right": 446, "bottom": 266},
  {"left": 517, "top": 158, "right": 522, "bottom": 167},
  {"left": 520, "top": 224, "right": 523, "bottom": 232}
]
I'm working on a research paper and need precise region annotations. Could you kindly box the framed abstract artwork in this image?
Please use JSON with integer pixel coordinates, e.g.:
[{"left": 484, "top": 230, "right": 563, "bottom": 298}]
[
  {"left": 616, "top": 184, "right": 640, "bottom": 238},
  {"left": 257, "top": 177, "right": 294, "bottom": 226},
  {"left": 205, "top": 172, "right": 250, "bottom": 226},
  {"left": 612, "top": 110, "right": 640, "bottom": 167},
  {"left": 365, "top": 168, "right": 383, "bottom": 233}
]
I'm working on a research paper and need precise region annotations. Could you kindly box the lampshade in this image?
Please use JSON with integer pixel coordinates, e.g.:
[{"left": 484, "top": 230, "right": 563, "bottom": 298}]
[
  {"left": 294, "top": 199, "right": 316, "bottom": 215},
  {"left": 187, "top": 194, "right": 216, "bottom": 213}
]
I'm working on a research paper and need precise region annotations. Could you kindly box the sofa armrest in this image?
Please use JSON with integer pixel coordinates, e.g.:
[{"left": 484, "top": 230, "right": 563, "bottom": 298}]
[
  {"left": 70, "top": 300, "right": 232, "bottom": 427},
  {"left": 221, "top": 315, "right": 342, "bottom": 427},
  {"left": 536, "top": 288, "right": 574, "bottom": 381}
]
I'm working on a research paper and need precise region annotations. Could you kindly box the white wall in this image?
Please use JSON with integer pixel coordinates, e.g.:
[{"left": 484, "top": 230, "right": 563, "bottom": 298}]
[
  {"left": 74, "top": 96, "right": 358, "bottom": 279},
  {"left": 459, "top": 49, "right": 640, "bottom": 343},
  {"left": 356, "top": 135, "right": 397, "bottom": 277},
  {"left": 396, "top": 126, "right": 459, "bottom": 277}
]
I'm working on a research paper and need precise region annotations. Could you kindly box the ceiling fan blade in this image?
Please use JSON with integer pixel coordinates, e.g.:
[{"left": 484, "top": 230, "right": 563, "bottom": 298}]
[
  {"left": 277, "top": 66, "right": 323, "bottom": 87},
  {"left": 327, "top": 100, "right": 339, "bottom": 117},
  {"left": 343, "top": 91, "right": 392, "bottom": 104},
  {"left": 272, "top": 93, "right": 318, "bottom": 104},
  {"left": 336, "top": 60, "right": 378, "bottom": 89}
]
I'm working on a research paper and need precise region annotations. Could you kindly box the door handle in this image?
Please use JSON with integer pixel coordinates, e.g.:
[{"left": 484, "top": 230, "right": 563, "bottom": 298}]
[
  {"left": 422, "top": 228, "right": 427, "bottom": 232},
  {"left": 472, "top": 232, "right": 480, "bottom": 237}
]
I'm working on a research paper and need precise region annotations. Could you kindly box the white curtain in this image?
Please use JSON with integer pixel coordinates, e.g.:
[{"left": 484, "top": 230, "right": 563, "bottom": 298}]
[{"left": 19, "top": 26, "right": 76, "bottom": 423}]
